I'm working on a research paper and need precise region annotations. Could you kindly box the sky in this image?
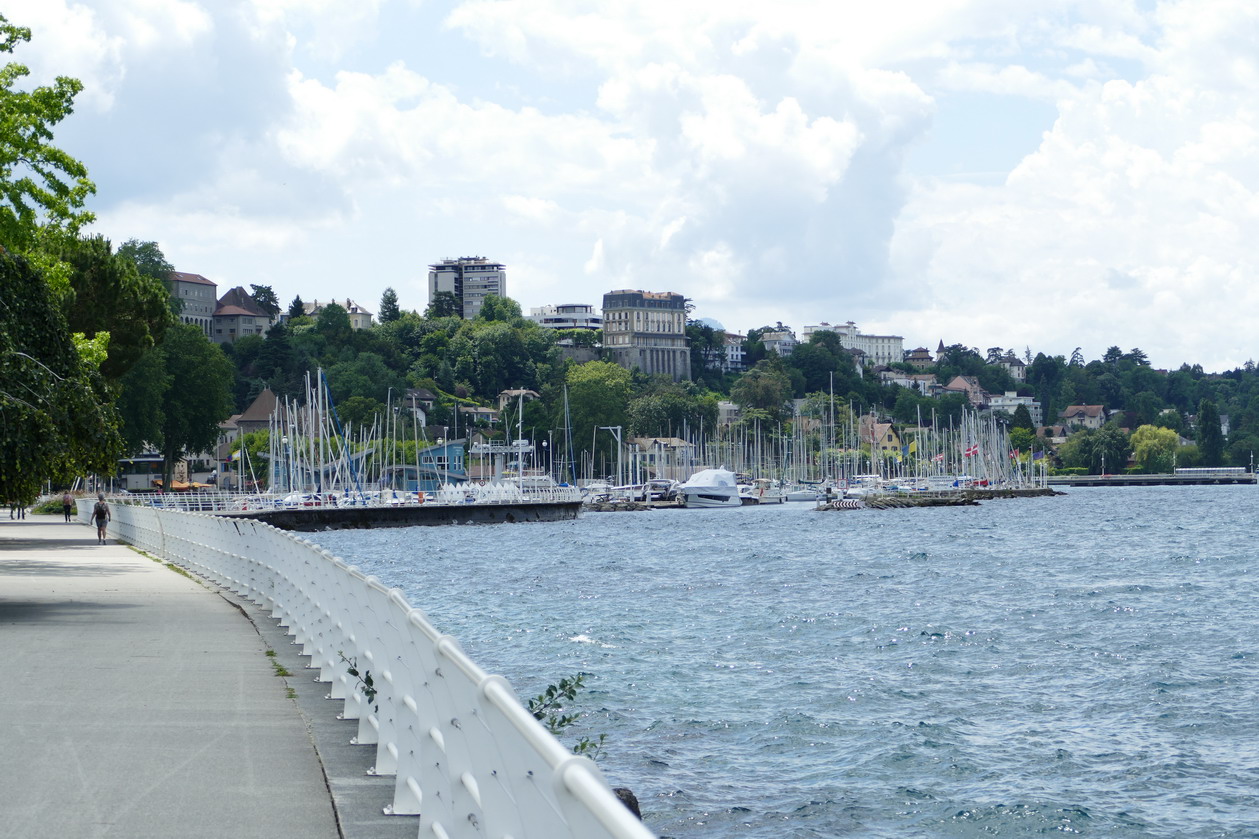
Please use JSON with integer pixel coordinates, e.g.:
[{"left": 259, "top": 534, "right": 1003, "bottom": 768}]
[{"left": 9, "top": 0, "right": 1259, "bottom": 371}]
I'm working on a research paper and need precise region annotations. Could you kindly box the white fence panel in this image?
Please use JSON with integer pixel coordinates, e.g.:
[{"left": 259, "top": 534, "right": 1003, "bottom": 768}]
[{"left": 88, "top": 503, "right": 654, "bottom": 839}]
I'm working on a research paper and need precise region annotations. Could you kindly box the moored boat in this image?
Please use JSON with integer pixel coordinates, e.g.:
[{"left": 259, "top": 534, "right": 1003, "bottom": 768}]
[{"left": 679, "top": 467, "right": 742, "bottom": 508}]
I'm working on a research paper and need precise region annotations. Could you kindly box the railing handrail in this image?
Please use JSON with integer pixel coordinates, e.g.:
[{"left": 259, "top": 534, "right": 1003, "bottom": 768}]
[{"left": 85, "top": 504, "right": 654, "bottom": 839}]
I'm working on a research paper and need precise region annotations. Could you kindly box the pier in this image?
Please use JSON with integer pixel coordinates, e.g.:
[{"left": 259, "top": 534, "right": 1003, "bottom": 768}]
[{"left": 1048, "top": 472, "right": 1256, "bottom": 487}]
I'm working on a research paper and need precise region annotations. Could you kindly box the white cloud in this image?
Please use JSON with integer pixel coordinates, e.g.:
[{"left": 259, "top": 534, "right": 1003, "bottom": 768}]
[
  {"left": 8, "top": 0, "right": 1259, "bottom": 369},
  {"left": 890, "top": 4, "right": 1259, "bottom": 369}
]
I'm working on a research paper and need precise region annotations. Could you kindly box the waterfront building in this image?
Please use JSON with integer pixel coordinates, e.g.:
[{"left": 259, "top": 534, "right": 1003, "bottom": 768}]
[
  {"left": 760, "top": 326, "right": 798, "bottom": 357},
  {"left": 996, "top": 352, "right": 1027, "bottom": 381},
  {"left": 212, "top": 286, "right": 272, "bottom": 344},
  {"left": 428, "top": 256, "right": 506, "bottom": 319},
  {"left": 905, "top": 347, "right": 934, "bottom": 370},
  {"left": 859, "top": 415, "right": 902, "bottom": 455},
  {"left": 602, "top": 289, "right": 691, "bottom": 381},
  {"left": 303, "top": 299, "right": 374, "bottom": 330},
  {"left": 987, "top": 391, "right": 1043, "bottom": 426},
  {"left": 1060, "top": 405, "right": 1107, "bottom": 430},
  {"left": 528, "top": 303, "right": 602, "bottom": 330},
  {"left": 879, "top": 370, "right": 941, "bottom": 395},
  {"left": 168, "top": 271, "right": 217, "bottom": 337},
  {"left": 803, "top": 322, "right": 905, "bottom": 367},
  {"left": 721, "top": 332, "right": 747, "bottom": 373}
]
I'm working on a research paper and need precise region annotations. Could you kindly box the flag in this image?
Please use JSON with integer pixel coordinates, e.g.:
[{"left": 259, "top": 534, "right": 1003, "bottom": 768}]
[
  {"left": 934, "top": 453, "right": 945, "bottom": 462},
  {"left": 965, "top": 444, "right": 979, "bottom": 457},
  {"left": 1032, "top": 450, "right": 1045, "bottom": 461},
  {"left": 229, "top": 449, "right": 240, "bottom": 462},
  {"left": 909, "top": 439, "right": 918, "bottom": 455},
  {"left": 1009, "top": 448, "right": 1020, "bottom": 459}
]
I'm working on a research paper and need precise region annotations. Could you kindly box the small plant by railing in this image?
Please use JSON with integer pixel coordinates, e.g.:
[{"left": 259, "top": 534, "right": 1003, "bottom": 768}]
[
  {"left": 338, "top": 651, "right": 378, "bottom": 713},
  {"left": 528, "top": 673, "right": 606, "bottom": 760}
]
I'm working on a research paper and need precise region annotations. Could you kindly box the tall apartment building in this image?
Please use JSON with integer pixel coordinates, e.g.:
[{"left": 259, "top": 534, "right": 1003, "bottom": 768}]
[
  {"left": 528, "top": 303, "right": 603, "bottom": 330},
  {"left": 803, "top": 321, "right": 905, "bottom": 367},
  {"left": 428, "top": 257, "right": 506, "bottom": 319},
  {"left": 602, "top": 289, "right": 691, "bottom": 381},
  {"left": 168, "top": 271, "right": 217, "bottom": 337}
]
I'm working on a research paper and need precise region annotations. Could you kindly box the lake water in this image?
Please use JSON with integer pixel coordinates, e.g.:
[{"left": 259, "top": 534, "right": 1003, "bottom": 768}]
[{"left": 313, "top": 486, "right": 1259, "bottom": 838}]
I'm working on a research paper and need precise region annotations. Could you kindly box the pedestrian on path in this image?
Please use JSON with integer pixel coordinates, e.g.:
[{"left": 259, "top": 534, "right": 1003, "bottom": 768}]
[
  {"left": 62, "top": 491, "right": 75, "bottom": 522},
  {"left": 91, "top": 494, "right": 110, "bottom": 543}
]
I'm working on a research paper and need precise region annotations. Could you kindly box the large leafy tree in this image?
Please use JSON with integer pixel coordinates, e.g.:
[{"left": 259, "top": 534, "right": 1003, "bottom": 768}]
[
  {"left": 0, "top": 251, "right": 120, "bottom": 501},
  {"left": 116, "top": 238, "right": 174, "bottom": 280},
  {"left": 565, "top": 361, "right": 632, "bottom": 473},
  {"left": 1131, "top": 424, "right": 1179, "bottom": 473},
  {"left": 249, "top": 284, "right": 281, "bottom": 320},
  {"left": 425, "top": 290, "right": 460, "bottom": 318},
  {"left": 152, "top": 324, "right": 235, "bottom": 487},
  {"left": 0, "top": 15, "right": 95, "bottom": 251},
  {"left": 730, "top": 358, "right": 793, "bottom": 423},
  {"left": 1197, "top": 398, "right": 1224, "bottom": 466},
  {"left": 57, "top": 235, "right": 174, "bottom": 380}
]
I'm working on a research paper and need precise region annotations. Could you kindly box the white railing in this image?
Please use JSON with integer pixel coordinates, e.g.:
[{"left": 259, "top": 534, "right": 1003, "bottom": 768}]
[
  {"left": 86, "top": 504, "right": 653, "bottom": 839},
  {"left": 99, "top": 483, "right": 582, "bottom": 513}
]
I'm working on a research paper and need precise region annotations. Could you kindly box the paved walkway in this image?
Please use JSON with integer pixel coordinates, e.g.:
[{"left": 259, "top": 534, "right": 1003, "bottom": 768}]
[{"left": 0, "top": 516, "right": 404, "bottom": 839}]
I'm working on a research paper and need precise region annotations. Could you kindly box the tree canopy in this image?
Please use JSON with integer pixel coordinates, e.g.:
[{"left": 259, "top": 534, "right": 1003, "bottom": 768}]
[
  {"left": 0, "top": 15, "right": 95, "bottom": 251},
  {"left": 0, "top": 251, "right": 120, "bottom": 501}
]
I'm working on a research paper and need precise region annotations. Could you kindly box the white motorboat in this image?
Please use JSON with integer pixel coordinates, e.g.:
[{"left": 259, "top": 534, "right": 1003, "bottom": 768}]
[
  {"left": 738, "top": 477, "right": 785, "bottom": 505},
  {"left": 679, "top": 468, "right": 742, "bottom": 508}
]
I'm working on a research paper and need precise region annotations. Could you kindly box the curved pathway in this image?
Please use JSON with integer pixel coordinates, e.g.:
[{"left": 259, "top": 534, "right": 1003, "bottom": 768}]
[{"left": 0, "top": 517, "right": 340, "bottom": 838}]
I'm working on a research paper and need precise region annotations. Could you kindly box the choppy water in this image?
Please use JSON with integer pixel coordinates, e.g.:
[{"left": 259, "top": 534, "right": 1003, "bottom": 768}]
[{"left": 313, "top": 487, "right": 1259, "bottom": 838}]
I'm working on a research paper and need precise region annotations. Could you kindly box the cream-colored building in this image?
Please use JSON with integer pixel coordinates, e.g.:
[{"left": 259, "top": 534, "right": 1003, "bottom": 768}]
[
  {"left": 803, "top": 321, "right": 904, "bottom": 367},
  {"left": 602, "top": 289, "right": 691, "bottom": 381}
]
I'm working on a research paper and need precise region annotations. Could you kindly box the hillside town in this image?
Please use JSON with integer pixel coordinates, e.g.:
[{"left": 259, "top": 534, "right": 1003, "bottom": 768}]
[{"left": 116, "top": 253, "right": 1247, "bottom": 496}]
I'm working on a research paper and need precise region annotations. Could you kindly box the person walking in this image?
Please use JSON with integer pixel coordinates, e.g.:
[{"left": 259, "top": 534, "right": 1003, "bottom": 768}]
[
  {"left": 91, "top": 493, "right": 111, "bottom": 544},
  {"left": 62, "top": 490, "right": 75, "bottom": 522}
]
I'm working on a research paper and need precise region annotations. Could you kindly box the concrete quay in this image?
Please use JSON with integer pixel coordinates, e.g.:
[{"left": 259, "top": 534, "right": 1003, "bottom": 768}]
[{"left": 0, "top": 516, "right": 417, "bottom": 839}]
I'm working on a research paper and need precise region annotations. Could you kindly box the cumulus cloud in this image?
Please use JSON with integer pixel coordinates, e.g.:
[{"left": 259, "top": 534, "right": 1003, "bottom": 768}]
[
  {"left": 890, "top": 2, "right": 1259, "bottom": 369},
  {"left": 6, "top": 0, "right": 1258, "bottom": 368}
]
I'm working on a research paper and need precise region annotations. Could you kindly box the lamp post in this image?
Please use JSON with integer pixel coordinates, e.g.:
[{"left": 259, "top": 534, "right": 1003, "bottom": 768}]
[{"left": 599, "top": 425, "right": 623, "bottom": 487}]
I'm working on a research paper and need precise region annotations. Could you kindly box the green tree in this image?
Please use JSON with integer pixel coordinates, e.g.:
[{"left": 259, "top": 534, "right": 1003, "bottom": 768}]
[
  {"left": 1057, "top": 425, "right": 1131, "bottom": 474},
  {"left": 57, "top": 235, "right": 174, "bottom": 380},
  {"left": 249, "top": 284, "right": 281, "bottom": 320},
  {"left": 730, "top": 359, "right": 793, "bottom": 423},
  {"left": 315, "top": 302, "right": 352, "bottom": 349},
  {"left": 1197, "top": 398, "right": 1224, "bottom": 466},
  {"left": 1010, "top": 403, "right": 1035, "bottom": 431},
  {"left": 477, "top": 294, "right": 523, "bottom": 323},
  {"left": 426, "top": 290, "right": 460, "bottom": 318},
  {"left": 152, "top": 324, "right": 235, "bottom": 487},
  {"left": 115, "top": 347, "right": 170, "bottom": 454},
  {"left": 1008, "top": 426, "right": 1036, "bottom": 455},
  {"left": 0, "top": 251, "right": 120, "bottom": 502},
  {"left": 116, "top": 239, "right": 174, "bottom": 280},
  {"left": 565, "top": 362, "right": 632, "bottom": 474},
  {"left": 287, "top": 295, "right": 306, "bottom": 320},
  {"left": 379, "top": 287, "right": 401, "bottom": 323},
  {"left": 0, "top": 15, "right": 95, "bottom": 250},
  {"left": 1130, "top": 424, "right": 1178, "bottom": 473}
]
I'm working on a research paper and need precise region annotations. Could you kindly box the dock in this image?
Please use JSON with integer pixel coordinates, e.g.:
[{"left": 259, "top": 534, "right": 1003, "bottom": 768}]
[{"left": 1048, "top": 473, "right": 1256, "bottom": 488}]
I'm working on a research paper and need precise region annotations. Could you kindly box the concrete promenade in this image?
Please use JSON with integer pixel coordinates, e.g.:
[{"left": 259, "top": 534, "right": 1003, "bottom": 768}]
[{"left": 0, "top": 516, "right": 416, "bottom": 839}]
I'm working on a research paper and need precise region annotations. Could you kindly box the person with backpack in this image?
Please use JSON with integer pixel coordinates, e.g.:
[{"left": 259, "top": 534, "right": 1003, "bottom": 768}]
[{"left": 92, "top": 494, "right": 111, "bottom": 544}]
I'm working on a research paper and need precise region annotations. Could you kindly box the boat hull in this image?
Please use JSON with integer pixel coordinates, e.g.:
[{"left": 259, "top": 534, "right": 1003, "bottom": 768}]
[{"left": 680, "top": 489, "right": 742, "bottom": 508}]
